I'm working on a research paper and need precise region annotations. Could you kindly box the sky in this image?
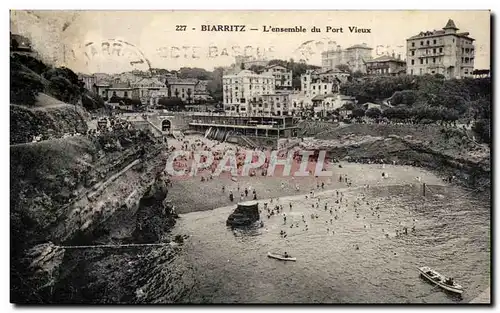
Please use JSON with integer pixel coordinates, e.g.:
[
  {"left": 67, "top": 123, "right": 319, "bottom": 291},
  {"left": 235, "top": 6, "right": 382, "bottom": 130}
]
[{"left": 10, "top": 10, "right": 491, "bottom": 74}]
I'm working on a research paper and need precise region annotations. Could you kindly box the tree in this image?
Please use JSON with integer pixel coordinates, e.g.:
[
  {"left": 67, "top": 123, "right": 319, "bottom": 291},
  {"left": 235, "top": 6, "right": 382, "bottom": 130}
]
[
  {"left": 335, "top": 64, "right": 351, "bottom": 73},
  {"left": 391, "top": 90, "right": 418, "bottom": 106},
  {"left": 352, "top": 107, "right": 366, "bottom": 118},
  {"left": 158, "top": 97, "right": 184, "bottom": 111},
  {"left": 249, "top": 65, "right": 265, "bottom": 74},
  {"left": 365, "top": 107, "right": 382, "bottom": 119},
  {"left": 352, "top": 71, "right": 364, "bottom": 79}
]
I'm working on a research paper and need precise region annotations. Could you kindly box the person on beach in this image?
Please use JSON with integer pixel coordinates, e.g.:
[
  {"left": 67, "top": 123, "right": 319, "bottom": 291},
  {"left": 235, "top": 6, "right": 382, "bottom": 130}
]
[
  {"left": 229, "top": 191, "right": 234, "bottom": 202},
  {"left": 245, "top": 188, "right": 248, "bottom": 197}
]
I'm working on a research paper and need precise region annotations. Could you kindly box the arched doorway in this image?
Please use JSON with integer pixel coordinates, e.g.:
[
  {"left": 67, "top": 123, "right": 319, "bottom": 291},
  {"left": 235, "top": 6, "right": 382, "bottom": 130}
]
[{"left": 162, "top": 119, "right": 172, "bottom": 132}]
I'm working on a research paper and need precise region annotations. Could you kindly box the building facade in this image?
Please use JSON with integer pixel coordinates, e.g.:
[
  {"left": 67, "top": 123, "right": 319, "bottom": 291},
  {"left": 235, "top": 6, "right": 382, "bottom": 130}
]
[
  {"left": 78, "top": 74, "right": 97, "bottom": 91},
  {"left": 406, "top": 19, "right": 475, "bottom": 78},
  {"left": 321, "top": 43, "right": 373, "bottom": 73},
  {"left": 263, "top": 65, "right": 293, "bottom": 90},
  {"left": 259, "top": 93, "right": 290, "bottom": 116},
  {"left": 366, "top": 54, "right": 407, "bottom": 76},
  {"left": 222, "top": 70, "right": 275, "bottom": 114},
  {"left": 301, "top": 69, "right": 346, "bottom": 99},
  {"left": 166, "top": 78, "right": 197, "bottom": 103}
]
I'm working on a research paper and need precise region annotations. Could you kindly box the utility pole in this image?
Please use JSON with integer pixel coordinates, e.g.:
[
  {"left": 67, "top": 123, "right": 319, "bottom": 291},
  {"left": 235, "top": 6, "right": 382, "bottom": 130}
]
[{"left": 422, "top": 183, "right": 426, "bottom": 196}]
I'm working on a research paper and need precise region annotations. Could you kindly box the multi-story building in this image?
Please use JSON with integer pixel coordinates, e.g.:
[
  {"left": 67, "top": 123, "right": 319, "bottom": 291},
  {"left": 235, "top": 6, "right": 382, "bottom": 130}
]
[
  {"left": 263, "top": 65, "right": 293, "bottom": 90},
  {"left": 222, "top": 69, "right": 275, "bottom": 114},
  {"left": 105, "top": 83, "right": 140, "bottom": 101},
  {"left": 366, "top": 54, "right": 407, "bottom": 76},
  {"left": 78, "top": 74, "right": 97, "bottom": 91},
  {"left": 301, "top": 69, "right": 346, "bottom": 99},
  {"left": 259, "top": 92, "right": 291, "bottom": 116},
  {"left": 321, "top": 43, "right": 373, "bottom": 73},
  {"left": 131, "top": 77, "right": 166, "bottom": 103},
  {"left": 166, "top": 78, "right": 197, "bottom": 104},
  {"left": 193, "top": 80, "right": 212, "bottom": 102},
  {"left": 406, "top": 19, "right": 475, "bottom": 78}
]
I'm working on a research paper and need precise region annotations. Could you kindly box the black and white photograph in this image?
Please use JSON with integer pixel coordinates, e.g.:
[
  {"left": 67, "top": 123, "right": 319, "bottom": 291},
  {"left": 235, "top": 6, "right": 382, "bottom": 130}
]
[{"left": 9, "top": 9, "right": 491, "bottom": 304}]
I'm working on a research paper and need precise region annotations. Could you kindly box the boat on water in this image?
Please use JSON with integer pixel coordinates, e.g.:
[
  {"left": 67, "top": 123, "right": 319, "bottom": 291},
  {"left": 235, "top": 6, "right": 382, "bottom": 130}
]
[
  {"left": 418, "top": 266, "right": 464, "bottom": 294},
  {"left": 267, "top": 252, "right": 296, "bottom": 262}
]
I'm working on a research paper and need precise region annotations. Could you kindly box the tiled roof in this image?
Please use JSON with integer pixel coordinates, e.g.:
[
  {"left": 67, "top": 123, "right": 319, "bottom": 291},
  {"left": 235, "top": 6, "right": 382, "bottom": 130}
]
[
  {"left": 444, "top": 19, "right": 458, "bottom": 30},
  {"left": 346, "top": 44, "right": 372, "bottom": 50},
  {"left": 366, "top": 55, "right": 405, "bottom": 63}
]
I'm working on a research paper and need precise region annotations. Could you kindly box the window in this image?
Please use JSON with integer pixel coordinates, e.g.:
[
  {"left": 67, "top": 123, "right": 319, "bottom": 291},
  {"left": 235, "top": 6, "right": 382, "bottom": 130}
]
[
  {"left": 462, "top": 57, "right": 464, "bottom": 63},
  {"left": 453, "top": 39, "right": 455, "bottom": 43},
  {"left": 240, "top": 98, "right": 246, "bottom": 103},
  {"left": 433, "top": 39, "right": 436, "bottom": 44},
  {"left": 433, "top": 48, "right": 436, "bottom": 53},
  {"left": 411, "top": 51, "right": 415, "bottom": 56},
  {"left": 411, "top": 69, "right": 414, "bottom": 75},
  {"left": 412, "top": 42, "right": 415, "bottom": 47},
  {"left": 102, "top": 91, "right": 106, "bottom": 96},
  {"left": 420, "top": 59, "right": 423, "bottom": 64},
  {"left": 439, "top": 47, "right": 443, "bottom": 53},
  {"left": 124, "top": 91, "right": 128, "bottom": 97},
  {"left": 426, "top": 40, "right": 429, "bottom": 45},
  {"left": 249, "top": 85, "right": 252, "bottom": 89},
  {"left": 411, "top": 59, "right": 415, "bottom": 65},
  {"left": 426, "top": 58, "right": 428, "bottom": 64},
  {"left": 431, "top": 71, "right": 435, "bottom": 74},
  {"left": 420, "top": 41, "right": 424, "bottom": 46},
  {"left": 235, "top": 86, "right": 238, "bottom": 90},
  {"left": 313, "top": 86, "right": 316, "bottom": 90}
]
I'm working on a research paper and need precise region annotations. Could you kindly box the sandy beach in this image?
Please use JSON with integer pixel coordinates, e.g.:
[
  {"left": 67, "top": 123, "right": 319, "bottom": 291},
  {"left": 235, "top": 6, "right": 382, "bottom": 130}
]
[{"left": 165, "top": 135, "right": 447, "bottom": 214}]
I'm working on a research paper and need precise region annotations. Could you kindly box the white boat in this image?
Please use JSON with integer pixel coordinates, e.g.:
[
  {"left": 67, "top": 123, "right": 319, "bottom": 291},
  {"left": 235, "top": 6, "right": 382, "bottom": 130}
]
[
  {"left": 267, "top": 252, "right": 296, "bottom": 262},
  {"left": 418, "top": 266, "right": 464, "bottom": 294}
]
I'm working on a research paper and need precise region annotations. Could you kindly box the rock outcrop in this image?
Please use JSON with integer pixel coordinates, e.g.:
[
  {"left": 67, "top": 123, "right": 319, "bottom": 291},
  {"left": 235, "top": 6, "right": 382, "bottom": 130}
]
[{"left": 226, "top": 201, "right": 260, "bottom": 227}]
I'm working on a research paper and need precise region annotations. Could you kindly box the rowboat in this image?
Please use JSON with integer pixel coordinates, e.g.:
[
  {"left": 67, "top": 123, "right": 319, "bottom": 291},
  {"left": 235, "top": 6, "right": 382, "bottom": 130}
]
[
  {"left": 267, "top": 252, "right": 296, "bottom": 262},
  {"left": 418, "top": 266, "right": 464, "bottom": 294}
]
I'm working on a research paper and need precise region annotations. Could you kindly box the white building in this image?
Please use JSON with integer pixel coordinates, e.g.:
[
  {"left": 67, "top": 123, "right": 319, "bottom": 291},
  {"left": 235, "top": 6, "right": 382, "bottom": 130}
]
[
  {"left": 263, "top": 65, "right": 293, "bottom": 90},
  {"left": 300, "top": 69, "right": 347, "bottom": 100},
  {"left": 222, "top": 70, "right": 275, "bottom": 114}
]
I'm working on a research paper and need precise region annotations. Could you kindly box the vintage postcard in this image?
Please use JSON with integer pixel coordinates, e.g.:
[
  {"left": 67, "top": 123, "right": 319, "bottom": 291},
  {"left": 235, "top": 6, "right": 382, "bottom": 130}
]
[{"left": 10, "top": 10, "right": 491, "bottom": 304}]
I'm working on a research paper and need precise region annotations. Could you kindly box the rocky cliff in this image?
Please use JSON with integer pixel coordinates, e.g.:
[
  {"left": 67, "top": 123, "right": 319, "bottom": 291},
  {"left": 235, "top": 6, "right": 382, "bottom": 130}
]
[{"left": 10, "top": 126, "right": 194, "bottom": 303}]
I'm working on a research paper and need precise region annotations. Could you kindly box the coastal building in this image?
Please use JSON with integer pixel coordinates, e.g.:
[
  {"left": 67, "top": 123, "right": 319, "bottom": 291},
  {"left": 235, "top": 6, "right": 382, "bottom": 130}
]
[
  {"left": 406, "top": 19, "right": 475, "bottom": 78},
  {"left": 321, "top": 43, "right": 373, "bottom": 73},
  {"left": 366, "top": 54, "right": 407, "bottom": 76},
  {"left": 193, "top": 80, "right": 213, "bottom": 102},
  {"left": 222, "top": 69, "right": 275, "bottom": 115},
  {"left": 188, "top": 113, "right": 299, "bottom": 142},
  {"left": 131, "top": 77, "right": 166, "bottom": 104},
  {"left": 262, "top": 65, "right": 293, "bottom": 90},
  {"left": 312, "top": 94, "right": 357, "bottom": 117},
  {"left": 301, "top": 69, "right": 346, "bottom": 99},
  {"left": 259, "top": 92, "right": 291, "bottom": 116},
  {"left": 166, "top": 78, "right": 198, "bottom": 104},
  {"left": 105, "top": 82, "right": 140, "bottom": 100},
  {"left": 78, "top": 74, "right": 97, "bottom": 91}
]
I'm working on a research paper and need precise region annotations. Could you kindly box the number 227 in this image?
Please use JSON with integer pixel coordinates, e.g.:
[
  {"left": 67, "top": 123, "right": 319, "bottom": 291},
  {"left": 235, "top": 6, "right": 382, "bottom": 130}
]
[{"left": 176, "top": 25, "right": 187, "bottom": 31}]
